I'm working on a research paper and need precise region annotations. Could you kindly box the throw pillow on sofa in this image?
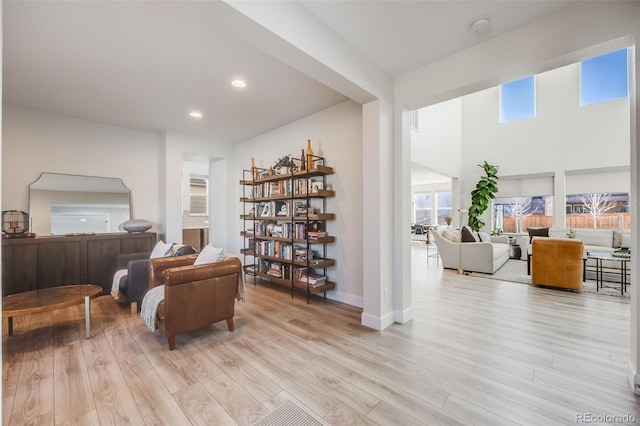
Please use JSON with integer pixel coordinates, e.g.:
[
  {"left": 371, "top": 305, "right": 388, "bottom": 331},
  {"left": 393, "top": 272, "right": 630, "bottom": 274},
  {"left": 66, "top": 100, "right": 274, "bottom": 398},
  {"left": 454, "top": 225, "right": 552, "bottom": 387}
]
[
  {"left": 527, "top": 227, "right": 549, "bottom": 239},
  {"left": 478, "top": 232, "right": 491, "bottom": 243},
  {"left": 442, "top": 229, "right": 459, "bottom": 242},
  {"left": 461, "top": 226, "right": 478, "bottom": 242},
  {"left": 194, "top": 243, "right": 225, "bottom": 265},
  {"left": 150, "top": 240, "right": 173, "bottom": 258}
]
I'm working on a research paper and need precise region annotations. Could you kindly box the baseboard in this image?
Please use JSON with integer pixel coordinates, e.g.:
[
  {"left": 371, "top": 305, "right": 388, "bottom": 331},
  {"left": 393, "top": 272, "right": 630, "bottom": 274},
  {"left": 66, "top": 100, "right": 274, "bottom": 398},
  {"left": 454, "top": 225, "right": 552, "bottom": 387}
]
[
  {"left": 361, "top": 311, "right": 395, "bottom": 330},
  {"left": 394, "top": 305, "right": 414, "bottom": 324},
  {"left": 629, "top": 360, "right": 640, "bottom": 395},
  {"left": 326, "top": 290, "right": 363, "bottom": 308}
]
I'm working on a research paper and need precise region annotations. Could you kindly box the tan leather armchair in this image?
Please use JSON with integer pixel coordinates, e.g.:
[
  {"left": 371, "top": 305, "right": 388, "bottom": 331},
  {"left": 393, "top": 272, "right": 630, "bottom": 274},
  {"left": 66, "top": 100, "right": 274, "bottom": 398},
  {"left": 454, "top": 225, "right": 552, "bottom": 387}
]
[
  {"left": 531, "top": 238, "right": 584, "bottom": 290},
  {"left": 148, "top": 255, "right": 242, "bottom": 350}
]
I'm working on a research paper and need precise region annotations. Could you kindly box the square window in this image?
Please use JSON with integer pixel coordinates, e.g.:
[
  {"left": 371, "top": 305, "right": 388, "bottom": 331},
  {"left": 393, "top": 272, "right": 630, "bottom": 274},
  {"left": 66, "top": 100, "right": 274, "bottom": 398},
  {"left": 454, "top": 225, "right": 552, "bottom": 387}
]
[
  {"left": 500, "top": 76, "right": 535, "bottom": 123},
  {"left": 580, "top": 48, "right": 628, "bottom": 106}
]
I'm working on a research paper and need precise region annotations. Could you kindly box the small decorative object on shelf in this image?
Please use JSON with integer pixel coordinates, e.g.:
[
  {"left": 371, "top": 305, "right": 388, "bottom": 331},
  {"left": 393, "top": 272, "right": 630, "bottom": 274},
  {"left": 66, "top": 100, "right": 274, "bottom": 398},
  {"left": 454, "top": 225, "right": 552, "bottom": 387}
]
[
  {"left": 305, "top": 139, "right": 314, "bottom": 169},
  {"left": 273, "top": 154, "right": 298, "bottom": 174},
  {"left": 2, "top": 210, "right": 35, "bottom": 238},
  {"left": 300, "top": 149, "right": 306, "bottom": 171},
  {"left": 251, "top": 157, "right": 258, "bottom": 180},
  {"left": 566, "top": 228, "right": 576, "bottom": 239},
  {"left": 121, "top": 219, "right": 152, "bottom": 233}
]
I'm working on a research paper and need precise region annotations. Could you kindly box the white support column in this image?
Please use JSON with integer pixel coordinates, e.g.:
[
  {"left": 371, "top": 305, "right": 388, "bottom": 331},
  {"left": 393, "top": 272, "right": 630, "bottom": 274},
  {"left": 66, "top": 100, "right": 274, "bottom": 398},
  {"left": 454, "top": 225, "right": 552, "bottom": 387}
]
[
  {"left": 629, "top": 41, "right": 639, "bottom": 394},
  {"left": 553, "top": 171, "right": 566, "bottom": 229}
]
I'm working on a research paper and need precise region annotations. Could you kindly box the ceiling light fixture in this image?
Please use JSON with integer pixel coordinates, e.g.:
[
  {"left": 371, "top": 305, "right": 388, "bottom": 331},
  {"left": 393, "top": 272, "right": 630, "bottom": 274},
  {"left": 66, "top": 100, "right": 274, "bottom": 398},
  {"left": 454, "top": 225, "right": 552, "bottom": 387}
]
[
  {"left": 470, "top": 17, "right": 491, "bottom": 34},
  {"left": 189, "top": 111, "right": 203, "bottom": 118},
  {"left": 231, "top": 79, "right": 247, "bottom": 88}
]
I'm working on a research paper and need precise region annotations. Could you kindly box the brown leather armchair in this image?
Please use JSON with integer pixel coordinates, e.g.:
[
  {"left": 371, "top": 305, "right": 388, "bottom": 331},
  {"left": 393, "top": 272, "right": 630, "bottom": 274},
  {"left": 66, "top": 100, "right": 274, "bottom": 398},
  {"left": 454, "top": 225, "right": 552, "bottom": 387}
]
[
  {"left": 531, "top": 238, "right": 584, "bottom": 290},
  {"left": 148, "top": 255, "right": 242, "bottom": 350}
]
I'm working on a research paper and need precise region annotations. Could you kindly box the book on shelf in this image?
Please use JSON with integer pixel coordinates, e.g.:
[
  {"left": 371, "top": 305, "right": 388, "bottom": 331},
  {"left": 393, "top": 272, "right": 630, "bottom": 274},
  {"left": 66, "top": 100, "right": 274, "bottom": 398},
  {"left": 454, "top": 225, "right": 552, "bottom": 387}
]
[
  {"left": 296, "top": 267, "right": 327, "bottom": 286},
  {"left": 307, "top": 231, "right": 327, "bottom": 240}
]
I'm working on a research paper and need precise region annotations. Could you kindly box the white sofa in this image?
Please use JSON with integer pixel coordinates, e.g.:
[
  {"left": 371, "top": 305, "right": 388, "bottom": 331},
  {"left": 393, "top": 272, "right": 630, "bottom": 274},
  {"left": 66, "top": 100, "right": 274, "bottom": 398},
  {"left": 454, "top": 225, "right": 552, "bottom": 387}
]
[
  {"left": 547, "top": 228, "right": 630, "bottom": 269},
  {"left": 432, "top": 230, "right": 510, "bottom": 274}
]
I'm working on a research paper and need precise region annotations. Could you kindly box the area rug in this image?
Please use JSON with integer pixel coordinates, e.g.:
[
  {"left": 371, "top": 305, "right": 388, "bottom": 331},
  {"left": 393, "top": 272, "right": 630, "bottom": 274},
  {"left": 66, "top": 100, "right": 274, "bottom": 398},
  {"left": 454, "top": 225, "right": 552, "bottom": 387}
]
[
  {"left": 466, "top": 259, "right": 629, "bottom": 298},
  {"left": 253, "top": 400, "right": 322, "bottom": 426}
]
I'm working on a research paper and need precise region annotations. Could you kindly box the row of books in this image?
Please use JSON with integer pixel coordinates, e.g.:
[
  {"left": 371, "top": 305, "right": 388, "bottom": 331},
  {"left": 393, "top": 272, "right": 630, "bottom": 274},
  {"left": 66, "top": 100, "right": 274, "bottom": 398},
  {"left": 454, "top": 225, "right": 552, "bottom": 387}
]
[
  {"left": 249, "top": 201, "right": 321, "bottom": 218},
  {"left": 252, "top": 220, "right": 325, "bottom": 239},
  {"left": 257, "top": 261, "right": 327, "bottom": 287},
  {"left": 260, "top": 260, "right": 292, "bottom": 279},
  {"left": 254, "top": 240, "right": 317, "bottom": 262},
  {"left": 255, "top": 240, "right": 293, "bottom": 259},
  {"left": 248, "top": 178, "right": 324, "bottom": 199}
]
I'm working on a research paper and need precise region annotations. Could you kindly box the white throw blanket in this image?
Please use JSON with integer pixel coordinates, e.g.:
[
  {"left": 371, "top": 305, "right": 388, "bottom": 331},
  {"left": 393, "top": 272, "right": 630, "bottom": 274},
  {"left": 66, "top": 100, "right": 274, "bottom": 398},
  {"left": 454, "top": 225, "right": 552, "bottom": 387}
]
[
  {"left": 140, "top": 285, "right": 164, "bottom": 331},
  {"left": 225, "top": 254, "right": 246, "bottom": 302},
  {"left": 111, "top": 269, "right": 128, "bottom": 300}
]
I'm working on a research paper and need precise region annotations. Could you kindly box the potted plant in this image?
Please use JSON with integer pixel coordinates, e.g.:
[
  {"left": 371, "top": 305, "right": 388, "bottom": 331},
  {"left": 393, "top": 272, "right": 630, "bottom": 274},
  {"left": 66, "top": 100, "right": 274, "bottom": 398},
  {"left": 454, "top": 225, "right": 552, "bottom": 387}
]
[
  {"left": 273, "top": 155, "right": 298, "bottom": 174},
  {"left": 468, "top": 161, "right": 499, "bottom": 232}
]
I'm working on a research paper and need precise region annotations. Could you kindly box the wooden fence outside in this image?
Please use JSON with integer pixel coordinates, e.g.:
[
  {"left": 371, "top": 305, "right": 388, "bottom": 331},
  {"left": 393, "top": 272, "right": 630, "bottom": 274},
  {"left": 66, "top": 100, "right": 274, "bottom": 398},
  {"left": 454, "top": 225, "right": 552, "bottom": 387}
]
[{"left": 497, "top": 213, "right": 631, "bottom": 233}]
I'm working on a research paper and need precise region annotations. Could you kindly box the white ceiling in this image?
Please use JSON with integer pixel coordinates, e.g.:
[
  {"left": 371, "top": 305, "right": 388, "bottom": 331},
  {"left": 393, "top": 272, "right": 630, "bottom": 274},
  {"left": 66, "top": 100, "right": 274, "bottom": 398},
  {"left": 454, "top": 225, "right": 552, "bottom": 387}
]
[
  {"left": 3, "top": 1, "right": 581, "bottom": 144},
  {"left": 411, "top": 163, "right": 451, "bottom": 186}
]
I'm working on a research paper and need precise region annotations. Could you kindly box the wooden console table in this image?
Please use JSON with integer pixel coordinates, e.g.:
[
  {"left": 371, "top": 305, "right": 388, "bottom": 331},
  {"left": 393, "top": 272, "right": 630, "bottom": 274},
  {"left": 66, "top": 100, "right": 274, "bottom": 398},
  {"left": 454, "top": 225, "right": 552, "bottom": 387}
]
[
  {"left": 3, "top": 284, "right": 102, "bottom": 338},
  {"left": 2, "top": 232, "right": 156, "bottom": 296}
]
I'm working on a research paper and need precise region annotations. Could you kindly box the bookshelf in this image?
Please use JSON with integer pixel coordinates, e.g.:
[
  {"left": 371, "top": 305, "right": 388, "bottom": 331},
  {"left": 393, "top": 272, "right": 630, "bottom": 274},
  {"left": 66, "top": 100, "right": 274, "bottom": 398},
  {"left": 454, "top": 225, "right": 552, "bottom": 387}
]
[{"left": 240, "top": 157, "right": 336, "bottom": 302}]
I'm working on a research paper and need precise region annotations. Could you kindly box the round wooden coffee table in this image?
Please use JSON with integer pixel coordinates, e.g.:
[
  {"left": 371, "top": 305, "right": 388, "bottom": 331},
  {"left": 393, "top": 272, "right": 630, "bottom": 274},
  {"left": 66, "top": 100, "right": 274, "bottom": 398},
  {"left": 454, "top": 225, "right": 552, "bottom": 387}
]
[{"left": 2, "top": 284, "right": 102, "bottom": 339}]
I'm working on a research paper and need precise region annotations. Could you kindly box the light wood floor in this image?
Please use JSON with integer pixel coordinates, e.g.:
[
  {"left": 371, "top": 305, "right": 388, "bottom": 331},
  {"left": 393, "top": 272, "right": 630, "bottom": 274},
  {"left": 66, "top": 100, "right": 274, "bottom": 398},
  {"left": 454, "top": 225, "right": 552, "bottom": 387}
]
[{"left": 3, "top": 245, "right": 639, "bottom": 425}]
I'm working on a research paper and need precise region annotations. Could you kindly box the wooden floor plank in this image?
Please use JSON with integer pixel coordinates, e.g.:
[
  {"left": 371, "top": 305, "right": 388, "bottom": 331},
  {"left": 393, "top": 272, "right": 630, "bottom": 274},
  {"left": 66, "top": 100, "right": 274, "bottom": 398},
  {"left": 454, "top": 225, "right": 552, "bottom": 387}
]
[
  {"left": 173, "top": 382, "right": 238, "bottom": 426},
  {"left": 80, "top": 334, "right": 145, "bottom": 426},
  {"left": 53, "top": 344, "right": 95, "bottom": 424}
]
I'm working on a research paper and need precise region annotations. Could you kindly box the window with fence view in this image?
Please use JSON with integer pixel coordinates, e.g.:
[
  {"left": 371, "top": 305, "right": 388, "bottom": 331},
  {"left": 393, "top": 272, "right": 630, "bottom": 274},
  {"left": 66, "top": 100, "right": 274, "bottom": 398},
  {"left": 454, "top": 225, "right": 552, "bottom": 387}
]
[
  {"left": 493, "top": 196, "right": 553, "bottom": 233},
  {"left": 492, "top": 193, "right": 629, "bottom": 233},
  {"left": 566, "top": 192, "right": 630, "bottom": 229}
]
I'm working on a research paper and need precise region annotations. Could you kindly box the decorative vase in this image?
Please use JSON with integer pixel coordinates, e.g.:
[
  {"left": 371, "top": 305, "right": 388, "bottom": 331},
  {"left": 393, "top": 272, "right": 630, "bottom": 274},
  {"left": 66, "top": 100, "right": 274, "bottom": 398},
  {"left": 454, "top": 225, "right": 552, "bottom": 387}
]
[
  {"left": 316, "top": 141, "right": 323, "bottom": 159},
  {"left": 300, "top": 149, "right": 306, "bottom": 171},
  {"left": 305, "top": 139, "right": 314, "bottom": 169},
  {"left": 250, "top": 157, "right": 257, "bottom": 180},
  {"left": 121, "top": 219, "right": 152, "bottom": 233}
]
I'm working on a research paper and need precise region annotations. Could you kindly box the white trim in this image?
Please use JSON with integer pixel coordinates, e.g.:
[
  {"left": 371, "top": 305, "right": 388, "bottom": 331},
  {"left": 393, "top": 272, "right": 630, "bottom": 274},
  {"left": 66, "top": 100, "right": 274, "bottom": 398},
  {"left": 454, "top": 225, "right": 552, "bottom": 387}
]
[
  {"left": 394, "top": 306, "right": 414, "bottom": 324},
  {"left": 361, "top": 311, "right": 395, "bottom": 331},
  {"left": 629, "top": 360, "right": 640, "bottom": 395}
]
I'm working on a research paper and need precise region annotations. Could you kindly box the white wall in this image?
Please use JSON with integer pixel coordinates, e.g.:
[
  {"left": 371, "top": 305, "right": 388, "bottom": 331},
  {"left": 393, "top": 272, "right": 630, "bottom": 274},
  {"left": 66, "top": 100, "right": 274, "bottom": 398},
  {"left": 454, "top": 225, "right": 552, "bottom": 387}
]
[
  {"left": 459, "top": 61, "right": 630, "bottom": 228},
  {"left": 411, "top": 98, "right": 463, "bottom": 179},
  {"left": 235, "top": 100, "right": 364, "bottom": 307},
  {"left": 2, "top": 106, "right": 164, "bottom": 234},
  {"left": 462, "top": 62, "right": 629, "bottom": 180}
]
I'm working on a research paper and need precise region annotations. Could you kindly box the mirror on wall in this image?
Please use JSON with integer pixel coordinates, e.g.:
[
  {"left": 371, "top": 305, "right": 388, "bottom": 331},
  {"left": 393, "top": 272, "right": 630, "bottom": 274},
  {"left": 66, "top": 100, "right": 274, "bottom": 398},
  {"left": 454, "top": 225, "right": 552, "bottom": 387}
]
[{"left": 29, "top": 173, "right": 131, "bottom": 235}]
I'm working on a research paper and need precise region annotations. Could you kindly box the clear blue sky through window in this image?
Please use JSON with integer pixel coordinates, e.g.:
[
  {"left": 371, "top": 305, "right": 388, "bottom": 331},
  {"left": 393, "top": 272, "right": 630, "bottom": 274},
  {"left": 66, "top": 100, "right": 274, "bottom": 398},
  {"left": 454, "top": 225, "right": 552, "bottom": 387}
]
[
  {"left": 500, "top": 76, "right": 535, "bottom": 123},
  {"left": 580, "top": 48, "right": 628, "bottom": 106}
]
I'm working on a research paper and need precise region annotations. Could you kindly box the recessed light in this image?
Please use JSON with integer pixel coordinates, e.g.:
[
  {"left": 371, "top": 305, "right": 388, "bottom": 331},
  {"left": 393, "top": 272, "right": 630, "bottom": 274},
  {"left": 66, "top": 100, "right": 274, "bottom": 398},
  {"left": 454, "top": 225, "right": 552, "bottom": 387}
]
[
  {"left": 189, "top": 111, "right": 203, "bottom": 118},
  {"left": 231, "top": 79, "right": 247, "bottom": 88}
]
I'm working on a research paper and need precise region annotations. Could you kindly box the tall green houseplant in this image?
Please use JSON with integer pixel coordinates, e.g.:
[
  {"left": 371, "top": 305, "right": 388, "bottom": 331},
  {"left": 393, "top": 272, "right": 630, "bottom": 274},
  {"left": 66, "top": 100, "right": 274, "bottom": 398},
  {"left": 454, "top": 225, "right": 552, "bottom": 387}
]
[{"left": 468, "top": 161, "right": 499, "bottom": 232}]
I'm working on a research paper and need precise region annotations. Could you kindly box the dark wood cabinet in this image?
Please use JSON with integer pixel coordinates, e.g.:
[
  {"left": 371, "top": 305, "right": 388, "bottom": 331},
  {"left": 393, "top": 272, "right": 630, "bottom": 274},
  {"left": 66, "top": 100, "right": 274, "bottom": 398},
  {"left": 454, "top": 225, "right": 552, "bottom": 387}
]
[{"left": 2, "top": 232, "right": 156, "bottom": 296}]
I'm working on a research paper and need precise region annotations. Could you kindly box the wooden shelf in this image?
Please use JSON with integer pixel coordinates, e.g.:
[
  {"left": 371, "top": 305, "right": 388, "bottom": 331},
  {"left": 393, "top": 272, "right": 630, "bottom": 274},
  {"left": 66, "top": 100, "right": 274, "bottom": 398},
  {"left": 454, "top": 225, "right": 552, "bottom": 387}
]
[
  {"left": 293, "top": 280, "right": 336, "bottom": 293},
  {"left": 240, "top": 165, "right": 334, "bottom": 186},
  {"left": 240, "top": 190, "right": 335, "bottom": 203},
  {"left": 251, "top": 253, "right": 335, "bottom": 268},
  {"left": 252, "top": 272, "right": 336, "bottom": 294},
  {"left": 241, "top": 231, "right": 335, "bottom": 245},
  {"left": 241, "top": 213, "right": 335, "bottom": 221}
]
